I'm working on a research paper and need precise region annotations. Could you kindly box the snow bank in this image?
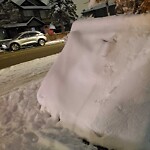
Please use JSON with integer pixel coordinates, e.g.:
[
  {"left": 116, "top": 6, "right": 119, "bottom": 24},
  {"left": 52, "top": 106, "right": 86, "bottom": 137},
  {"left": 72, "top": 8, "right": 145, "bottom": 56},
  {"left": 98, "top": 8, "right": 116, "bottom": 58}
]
[
  {"left": 0, "top": 55, "right": 99, "bottom": 150},
  {"left": 37, "top": 14, "right": 150, "bottom": 150}
]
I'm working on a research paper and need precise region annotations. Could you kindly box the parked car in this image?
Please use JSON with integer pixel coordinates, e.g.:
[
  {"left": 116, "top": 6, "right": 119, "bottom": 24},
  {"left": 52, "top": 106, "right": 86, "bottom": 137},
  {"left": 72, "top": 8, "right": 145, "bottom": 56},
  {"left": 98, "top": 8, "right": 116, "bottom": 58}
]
[{"left": 1, "top": 31, "right": 47, "bottom": 51}]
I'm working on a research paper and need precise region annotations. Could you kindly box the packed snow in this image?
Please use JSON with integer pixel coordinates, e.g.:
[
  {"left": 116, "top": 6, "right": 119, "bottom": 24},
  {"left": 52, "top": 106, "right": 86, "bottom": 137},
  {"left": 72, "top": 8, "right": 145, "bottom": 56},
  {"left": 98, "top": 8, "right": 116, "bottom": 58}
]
[
  {"left": 38, "top": 14, "right": 150, "bottom": 150},
  {"left": 0, "top": 54, "right": 99, "bottom": 150},
  {"left": 0, "top": 14, "right": 150, "bottom": 150}
]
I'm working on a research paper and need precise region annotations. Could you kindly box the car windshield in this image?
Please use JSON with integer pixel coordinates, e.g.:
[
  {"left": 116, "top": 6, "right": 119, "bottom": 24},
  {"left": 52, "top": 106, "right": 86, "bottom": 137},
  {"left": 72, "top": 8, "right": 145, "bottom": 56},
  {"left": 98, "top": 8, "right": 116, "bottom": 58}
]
[{"left": 12, "top": 33, "right": 22, "bottom": 40}]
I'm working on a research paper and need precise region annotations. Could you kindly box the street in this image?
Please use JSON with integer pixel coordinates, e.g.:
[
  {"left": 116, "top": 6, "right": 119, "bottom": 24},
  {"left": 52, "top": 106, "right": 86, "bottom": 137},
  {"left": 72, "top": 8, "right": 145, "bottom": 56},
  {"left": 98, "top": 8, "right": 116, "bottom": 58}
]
[{"left": 0, "top": 41, "right": 64, "bottom": 69}]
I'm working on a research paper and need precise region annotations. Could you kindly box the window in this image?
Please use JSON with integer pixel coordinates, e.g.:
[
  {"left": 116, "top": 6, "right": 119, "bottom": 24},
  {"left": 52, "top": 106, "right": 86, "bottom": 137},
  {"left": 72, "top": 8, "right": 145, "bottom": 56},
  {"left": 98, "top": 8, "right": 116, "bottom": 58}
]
[
  {"left": 23, "top": 10, "right": 34, "bottom": 17},
  {"left": 28, "top": 32, "right": 38, "bottom": 37},
  {"left": 19, "top": 33, "right": 29, "bottom": 39}
]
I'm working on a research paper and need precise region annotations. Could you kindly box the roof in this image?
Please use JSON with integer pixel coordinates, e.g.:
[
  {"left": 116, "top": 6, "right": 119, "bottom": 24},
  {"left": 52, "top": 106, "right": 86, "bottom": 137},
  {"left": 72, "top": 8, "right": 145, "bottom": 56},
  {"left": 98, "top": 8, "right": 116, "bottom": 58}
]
[
  {"left": 21, "top": 6, "right": 50, "bottom": 9},
  {"left": 3, "top": 17, "right": 45, "bottom": 28},
  {"left": 82, "top": 0, "right": 116, "bottom": 14},
  {"left": 40, "top": 0, "right": 49, "bottom": 5},
  {"left": 11, "top": 0, "right": 25, "bottom": 6},
  {"left": 0, "top": 0, "right": 5, "bottom": 4},
  {"left": 17, "top": 30, "right": 41, "bottom": 34},
  {"left": 11, "top": 0, "right": 48, "bottom": 6},
  {"left": 3, "top": 23, "right": 27, "bottom": 28}
]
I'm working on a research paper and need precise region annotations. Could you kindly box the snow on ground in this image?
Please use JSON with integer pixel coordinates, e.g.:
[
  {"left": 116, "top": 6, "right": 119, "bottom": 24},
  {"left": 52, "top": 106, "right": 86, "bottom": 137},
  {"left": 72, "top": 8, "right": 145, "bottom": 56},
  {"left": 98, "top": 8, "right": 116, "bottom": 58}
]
[
  {"left": 37, "top": 14, "right": 150, "bottom": 150},
  {"left": 0, "top": 54, "right": 99, "bottom": 150},
  {"left": 0, "top": 14, "right": 150, "bottom": 150},
  {"left": 46, "top": 39, "right": 65, "bottom": 45}
]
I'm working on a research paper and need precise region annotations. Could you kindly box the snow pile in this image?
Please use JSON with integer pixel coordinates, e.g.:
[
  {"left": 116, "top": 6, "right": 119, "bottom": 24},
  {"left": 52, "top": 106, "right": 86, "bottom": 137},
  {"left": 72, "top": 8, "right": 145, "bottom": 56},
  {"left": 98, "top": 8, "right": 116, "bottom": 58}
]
[
  {"left": 37, "top": 14, "right": 150, "bottom": 150},
  {"left": 0, "top": 55, "right": 98, "bottom": 150}
]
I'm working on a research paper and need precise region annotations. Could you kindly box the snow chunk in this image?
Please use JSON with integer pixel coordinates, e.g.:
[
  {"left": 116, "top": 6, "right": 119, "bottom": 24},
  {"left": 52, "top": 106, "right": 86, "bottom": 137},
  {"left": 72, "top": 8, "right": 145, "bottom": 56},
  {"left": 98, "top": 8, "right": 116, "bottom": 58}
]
[{"left": 37, "top": 14, "right": 150, "bottom": 150}]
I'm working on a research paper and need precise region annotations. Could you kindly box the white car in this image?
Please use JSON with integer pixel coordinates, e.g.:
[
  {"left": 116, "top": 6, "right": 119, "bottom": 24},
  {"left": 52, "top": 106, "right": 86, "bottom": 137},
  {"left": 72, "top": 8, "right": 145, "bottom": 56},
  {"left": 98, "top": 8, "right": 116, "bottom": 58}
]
[{"left": 2, "top": 31, "right": 47, "bottom": 51}]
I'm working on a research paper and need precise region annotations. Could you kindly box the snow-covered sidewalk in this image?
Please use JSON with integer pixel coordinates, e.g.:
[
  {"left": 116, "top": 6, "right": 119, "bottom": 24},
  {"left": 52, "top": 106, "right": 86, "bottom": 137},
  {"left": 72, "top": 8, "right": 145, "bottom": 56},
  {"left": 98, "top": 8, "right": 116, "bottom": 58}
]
[{"left": 45, "top": 39, "right": 65, "bottom": 45}]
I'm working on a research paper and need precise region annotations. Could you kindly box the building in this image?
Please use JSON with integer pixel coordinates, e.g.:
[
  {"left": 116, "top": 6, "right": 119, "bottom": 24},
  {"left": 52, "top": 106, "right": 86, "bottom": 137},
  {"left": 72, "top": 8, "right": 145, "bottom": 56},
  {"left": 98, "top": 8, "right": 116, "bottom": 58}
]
[
  {"left": 81, "top": 0, "right": 116, "bottom": 18},
  {"left": 0, "top": 0, "right": 50, "bottom": 39}
]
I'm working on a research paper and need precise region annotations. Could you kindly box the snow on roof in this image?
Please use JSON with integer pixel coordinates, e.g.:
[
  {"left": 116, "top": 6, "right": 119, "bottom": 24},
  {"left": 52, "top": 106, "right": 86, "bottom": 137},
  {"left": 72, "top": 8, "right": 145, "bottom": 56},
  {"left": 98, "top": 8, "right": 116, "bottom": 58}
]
[
  {"left": 3, "top": 17, "right": 45, "bottom": 28},
  {"left": 0, "top": 0, "right": 4, "bottom": 3},
  {"left": 11, "top": 0, "right": 49, "bottom": 6},
  {"left": 11, "top": 0, "right": 25, "bottom": 6},
  {"left": 40, "top": 0, "right": 49, "bottom": 5},
  {"left": 21, "top": 6, "right": 50, "bottom": 9},
  {"left": 3, "top": 23, "right": 27, "bottom": 28}
]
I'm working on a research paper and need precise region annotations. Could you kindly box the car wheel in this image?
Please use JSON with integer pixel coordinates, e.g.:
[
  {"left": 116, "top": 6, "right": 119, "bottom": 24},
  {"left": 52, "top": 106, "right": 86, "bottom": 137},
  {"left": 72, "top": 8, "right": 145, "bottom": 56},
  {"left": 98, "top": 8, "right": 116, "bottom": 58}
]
[
  {"left": 10, "top": 43, "right": 20, "bottom": 51},
  {"left": 38, "top": 39, "right": 46, "bottom": 46}
]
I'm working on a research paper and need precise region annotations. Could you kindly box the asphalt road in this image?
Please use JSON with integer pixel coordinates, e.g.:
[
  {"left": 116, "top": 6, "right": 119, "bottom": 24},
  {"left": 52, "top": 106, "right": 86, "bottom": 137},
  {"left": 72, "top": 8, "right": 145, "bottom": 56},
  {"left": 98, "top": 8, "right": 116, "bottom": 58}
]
[{"left": 0, "top": 42, "right": 64, "bottom": 69}]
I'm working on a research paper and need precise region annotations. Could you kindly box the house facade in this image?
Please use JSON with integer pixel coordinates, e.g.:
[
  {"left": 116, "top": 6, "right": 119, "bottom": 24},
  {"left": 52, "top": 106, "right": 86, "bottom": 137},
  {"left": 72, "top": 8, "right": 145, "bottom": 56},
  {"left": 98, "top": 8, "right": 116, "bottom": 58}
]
[
  {"left": 0, "top": 0, "right": 50, "bottom": 40},
  {"left": 81, "top": 0, "right": 116, "bottom": 18}
]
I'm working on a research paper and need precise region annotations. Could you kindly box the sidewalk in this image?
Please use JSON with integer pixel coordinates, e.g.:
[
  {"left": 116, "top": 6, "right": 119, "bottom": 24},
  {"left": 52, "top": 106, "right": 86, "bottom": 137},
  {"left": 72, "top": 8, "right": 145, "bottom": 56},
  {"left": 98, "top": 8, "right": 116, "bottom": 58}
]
[{"left": 45, "top": 39, "right": 65, "bottom": 45}]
